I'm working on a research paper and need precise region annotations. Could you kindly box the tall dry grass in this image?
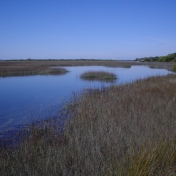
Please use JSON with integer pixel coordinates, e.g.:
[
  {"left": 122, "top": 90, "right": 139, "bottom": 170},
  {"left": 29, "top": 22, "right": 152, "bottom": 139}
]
[{"left": 0, "top": 74, "right": 176, "bottom": 175}]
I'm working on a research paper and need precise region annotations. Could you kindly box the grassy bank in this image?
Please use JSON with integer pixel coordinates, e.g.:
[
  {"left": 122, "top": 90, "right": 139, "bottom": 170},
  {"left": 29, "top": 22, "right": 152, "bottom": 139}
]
[
  {"left": 0, "top": 59, "right": 175, "bottom": 77},
  {"left": 80, "top": 71, "right": 117, "bottom": 81},
  {"left": 0, "top": 60, "right": 69, "bottom": 77},
  {"left": 0, "top": 74, "right": 176, "bottom": 175}
]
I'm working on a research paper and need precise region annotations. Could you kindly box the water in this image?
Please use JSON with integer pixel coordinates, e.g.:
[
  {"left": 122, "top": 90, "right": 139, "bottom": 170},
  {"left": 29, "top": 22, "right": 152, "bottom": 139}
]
[{"left": 0, "top": 65, "right": 172, "bottom": 133}]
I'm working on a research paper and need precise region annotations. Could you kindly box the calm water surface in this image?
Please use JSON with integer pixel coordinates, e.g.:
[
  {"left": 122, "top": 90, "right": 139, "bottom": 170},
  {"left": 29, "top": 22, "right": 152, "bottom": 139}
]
[{"left": 0, "top": 65, "right": 172, "bottom": 132}]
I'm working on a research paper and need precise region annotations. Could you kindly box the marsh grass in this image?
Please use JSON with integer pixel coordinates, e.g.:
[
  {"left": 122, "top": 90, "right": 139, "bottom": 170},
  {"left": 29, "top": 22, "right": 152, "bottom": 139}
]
[
  {"left": 80, "top": 71, "right": 117, "bottom": 81},
  {"left": 0, "top": 60, "right": 174, "bottom": 77},
  {"left": 0, "top": 60, "right": 68, "bottom": 77},
  {"left": 0, "top": 74, "right": 176, "bottom": 175},
  {"left": 173, "top": 65, "right": 176, "bottom": 72}
]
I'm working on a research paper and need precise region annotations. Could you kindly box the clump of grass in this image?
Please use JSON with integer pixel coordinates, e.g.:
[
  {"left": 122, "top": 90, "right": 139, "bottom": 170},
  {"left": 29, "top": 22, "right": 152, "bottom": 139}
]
[
  {"left": 126, "top": 140, "right": 176, "bottom": 175},
  {"left": 0, "top": 74, "right": 176, "bottom": 175},
  {"left": 80, "top": 71, "right": 117, "bottom": 81},
  {"left": 173, "top": 64, "right": 176, "bottom": 72}
]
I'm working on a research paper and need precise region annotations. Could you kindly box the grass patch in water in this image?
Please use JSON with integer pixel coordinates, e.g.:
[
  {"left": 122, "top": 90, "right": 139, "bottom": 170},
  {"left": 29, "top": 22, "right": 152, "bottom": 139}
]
[{"left": 80, "top": 71, "right": 117, "bottom": 81}]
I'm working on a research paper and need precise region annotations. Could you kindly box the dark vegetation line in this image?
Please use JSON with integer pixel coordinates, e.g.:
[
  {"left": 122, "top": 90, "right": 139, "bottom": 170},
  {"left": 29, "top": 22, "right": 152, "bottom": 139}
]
[
  {"left": 135, "top": 52, "right": 176, "bottom": 62},
  {"left": 0, "top": 59, "right": 176, "bottom": 77},
  {"left": 0, "top": 74, "right": 176, "bottom": 175}
]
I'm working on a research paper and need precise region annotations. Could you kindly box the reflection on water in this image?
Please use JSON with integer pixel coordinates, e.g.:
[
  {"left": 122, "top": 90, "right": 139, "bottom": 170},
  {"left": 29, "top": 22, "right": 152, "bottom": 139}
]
[{"left": 0, "top": 65, "right": 172, "bottom": 132}]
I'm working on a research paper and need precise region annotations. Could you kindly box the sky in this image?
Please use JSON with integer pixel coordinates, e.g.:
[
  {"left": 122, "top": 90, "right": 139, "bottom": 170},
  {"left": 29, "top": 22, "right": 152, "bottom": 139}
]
[{"left": 0, "top": 0, "right": 176, "bottom": 60}]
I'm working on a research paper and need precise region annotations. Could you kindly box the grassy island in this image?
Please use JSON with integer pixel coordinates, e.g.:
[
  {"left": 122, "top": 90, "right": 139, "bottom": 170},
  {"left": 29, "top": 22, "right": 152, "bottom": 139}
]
[
  {"left": 80, "top": 71, "right": 117, "bottom": 81},
  {"left": 1, "top": 73, "right": 176, "bottom": 175}
]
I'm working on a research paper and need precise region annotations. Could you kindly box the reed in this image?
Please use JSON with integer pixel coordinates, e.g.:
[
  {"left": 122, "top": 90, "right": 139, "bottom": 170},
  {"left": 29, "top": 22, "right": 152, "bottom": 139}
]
[
  {"left": 0, "top": 74, "right": 176, "bottom": 175},
  {"left": 80, "top": 71, "right": 117, "bottom": 81}
]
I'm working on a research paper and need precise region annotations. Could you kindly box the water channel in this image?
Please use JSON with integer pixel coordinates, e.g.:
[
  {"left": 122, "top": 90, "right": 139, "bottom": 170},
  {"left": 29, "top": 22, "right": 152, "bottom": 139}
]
[{"left": 0, "top": 65, "right": 173, "bottom": 134}]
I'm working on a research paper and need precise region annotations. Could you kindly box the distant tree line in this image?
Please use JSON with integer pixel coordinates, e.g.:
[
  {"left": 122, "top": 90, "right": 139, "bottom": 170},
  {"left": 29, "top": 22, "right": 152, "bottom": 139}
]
[{"left": 135, "top": 53, "right": 176, "bottom": 62}]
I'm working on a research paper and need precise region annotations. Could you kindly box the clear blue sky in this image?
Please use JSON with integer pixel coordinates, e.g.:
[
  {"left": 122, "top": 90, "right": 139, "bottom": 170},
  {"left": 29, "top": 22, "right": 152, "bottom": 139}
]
[{"left": 0, "top": 0, "right": 176, "bottom": 60}]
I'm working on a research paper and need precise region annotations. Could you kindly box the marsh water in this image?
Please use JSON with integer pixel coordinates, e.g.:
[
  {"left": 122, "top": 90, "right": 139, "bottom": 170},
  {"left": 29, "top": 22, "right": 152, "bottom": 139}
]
[{"left": 0, "top": 65, "right": 173, "bottom": 134}]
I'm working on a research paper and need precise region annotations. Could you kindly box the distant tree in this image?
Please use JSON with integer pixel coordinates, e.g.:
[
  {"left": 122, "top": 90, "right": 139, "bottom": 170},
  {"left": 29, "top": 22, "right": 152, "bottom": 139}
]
[{"left": 136, "top": 52, "right": 176, "bottom": 62}]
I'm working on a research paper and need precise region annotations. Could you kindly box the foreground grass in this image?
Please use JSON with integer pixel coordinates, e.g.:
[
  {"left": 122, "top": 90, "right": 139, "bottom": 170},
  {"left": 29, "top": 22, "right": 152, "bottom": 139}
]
[
  {"left": 80, "top": 71, "right": 117, "bottom": 81},
  {"left": 0, "top": 74, "right": 176, "bottom": 175}
]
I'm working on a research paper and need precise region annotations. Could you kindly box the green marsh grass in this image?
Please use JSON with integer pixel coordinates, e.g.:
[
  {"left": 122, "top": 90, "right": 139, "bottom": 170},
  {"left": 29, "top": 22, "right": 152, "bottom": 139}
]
[
  {"left": 80, "top": 71, "right": 117, "bottom": 81},
  {"left": 0, "top": 74, "right": 176, "bottom": 175}
]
